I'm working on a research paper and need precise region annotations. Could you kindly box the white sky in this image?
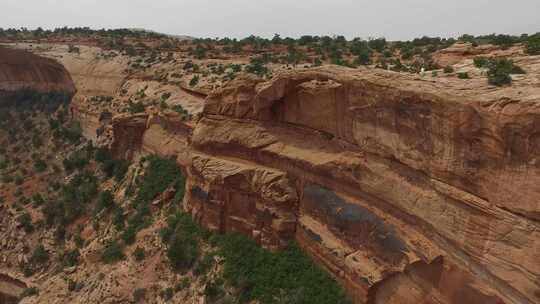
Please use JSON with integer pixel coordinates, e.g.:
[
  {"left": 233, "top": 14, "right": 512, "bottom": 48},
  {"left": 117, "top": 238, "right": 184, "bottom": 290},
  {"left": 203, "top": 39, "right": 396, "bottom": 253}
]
[{"left": 2, "top": 0, "right": 540, "bottom": 40}]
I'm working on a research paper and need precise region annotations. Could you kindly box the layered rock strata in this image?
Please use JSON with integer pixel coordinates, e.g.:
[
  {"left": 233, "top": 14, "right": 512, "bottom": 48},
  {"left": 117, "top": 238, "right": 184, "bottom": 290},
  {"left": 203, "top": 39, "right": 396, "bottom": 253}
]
[
  {"left": 0, "top": 46, "right": 75, "bottom": 101},
  {"left": 6, "top": 43, "right": 536, "bottom": 303},
  {"left": 107, "top": 67, "right": 540, "bottom": 304}
]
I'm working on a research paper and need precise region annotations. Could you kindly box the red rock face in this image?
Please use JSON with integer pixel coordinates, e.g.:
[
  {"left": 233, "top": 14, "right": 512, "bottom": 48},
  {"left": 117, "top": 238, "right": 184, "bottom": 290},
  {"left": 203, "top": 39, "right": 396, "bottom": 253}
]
[
  {"left": 0, "top": 46, "right": 75, "bottom": 97},
  {"left": 108, "top": 67, "right": 539, "bottom": 304},
  {"left": 109, "top": 113, "right": 149, "bottom": 160}
]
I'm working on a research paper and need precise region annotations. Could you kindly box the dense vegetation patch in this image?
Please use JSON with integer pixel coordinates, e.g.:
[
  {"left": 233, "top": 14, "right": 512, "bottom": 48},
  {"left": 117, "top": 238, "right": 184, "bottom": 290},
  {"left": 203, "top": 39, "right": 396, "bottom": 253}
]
[
  {"left": 159, "top": 207, "right": 349, "bottom": 304},
  {"left": 121, "top": 155, "right": 184, "bottom": 244},
  {"left": 473, "top": 56, "right": 525, "bottom": 86},
  {"left": 101, "top": 240, "right": 125, "bottom": 264},
  {"left": 245, "top": 57, "right": 270, "bottom": 77},
  {"left": 160, "top": 211, "right": 201, "bottom": 271},
  {"left": 0, "top": 89, "right": 72, "bottom": 111},
  {"left": 94, "top": 148, "right": 129, "bottom": 181},
  {"left": 525, "top": 34, "right": 540, "bottom": 55},
  {"left": 215, "top": 234, "right": 350, "bottom": 304}
]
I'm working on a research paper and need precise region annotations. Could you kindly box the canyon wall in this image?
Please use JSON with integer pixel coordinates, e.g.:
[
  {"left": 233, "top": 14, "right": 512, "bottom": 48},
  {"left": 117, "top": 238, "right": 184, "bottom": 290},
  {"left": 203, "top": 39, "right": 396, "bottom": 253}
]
[
  {"left": 5, "top": 43, "right": 537, "bottom": 304},
  {"left": 106, "top": 67, "right": 540, "bottom": 304},
  {"left": 0, "top": 46, "right": 75, "bottom": 100}
]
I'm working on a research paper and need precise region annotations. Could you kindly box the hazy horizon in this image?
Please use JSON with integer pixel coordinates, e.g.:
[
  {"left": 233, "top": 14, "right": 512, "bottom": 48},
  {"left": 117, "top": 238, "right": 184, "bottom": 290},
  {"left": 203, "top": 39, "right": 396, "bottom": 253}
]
[{"left": 2, "top": 0, "right": 540, "bottom": 41}]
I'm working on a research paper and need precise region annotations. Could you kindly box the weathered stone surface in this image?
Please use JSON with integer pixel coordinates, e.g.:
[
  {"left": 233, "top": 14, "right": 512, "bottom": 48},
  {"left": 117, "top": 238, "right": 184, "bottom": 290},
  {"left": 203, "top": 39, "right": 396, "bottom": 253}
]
[
  {"left": 0, "top": 273, "right": 26, "bottom": 304},
  {"left": 0, "top": 46, "right": 75, "bottom": 95},
  {"left": 186, "top": 66, "right": 540, "bottom": 304},
  {"left": 185, "top": 153, "right": 298, "bottom": 250},
  {"left": 109, "top": 113, "right": 149, "bottom": 160}
]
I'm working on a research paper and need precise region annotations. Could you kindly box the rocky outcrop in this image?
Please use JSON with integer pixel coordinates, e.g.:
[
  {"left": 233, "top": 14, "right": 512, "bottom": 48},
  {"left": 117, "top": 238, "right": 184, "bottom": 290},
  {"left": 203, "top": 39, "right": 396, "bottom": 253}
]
[
  {"left": 98, "top": 62, "right": 540, "bottom": 304},
  {"left": 433, "top": 42, "right": 525, "bottom": 66},
  {"left": 0, "top": 46, "right": 75, "bottom": 102},
  {"left": 0, "top": 273, "right": 26, "bottom": 304}
]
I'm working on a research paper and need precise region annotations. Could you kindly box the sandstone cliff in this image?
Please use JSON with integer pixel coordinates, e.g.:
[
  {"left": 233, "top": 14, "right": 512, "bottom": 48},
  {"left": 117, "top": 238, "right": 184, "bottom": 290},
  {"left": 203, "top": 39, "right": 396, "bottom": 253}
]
[
  {"left": 0, "top": 46, "right": 75, "bottom": 99},
  {"left": 104, "top": 64, "right": 540, "bottom": 304}
]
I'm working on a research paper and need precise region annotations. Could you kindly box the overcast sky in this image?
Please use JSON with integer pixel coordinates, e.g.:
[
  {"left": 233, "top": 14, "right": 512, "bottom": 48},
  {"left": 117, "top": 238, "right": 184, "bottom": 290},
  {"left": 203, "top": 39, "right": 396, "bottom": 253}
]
[{"left": 2, "top": 0, "right": 540, "bottom": 40}]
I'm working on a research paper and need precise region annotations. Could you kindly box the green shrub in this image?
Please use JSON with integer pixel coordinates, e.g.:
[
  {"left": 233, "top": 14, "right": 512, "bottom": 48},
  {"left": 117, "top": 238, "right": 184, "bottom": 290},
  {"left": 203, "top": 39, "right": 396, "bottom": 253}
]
[
  {"left": 14, "top": 175, "right": 24, "bottom": 185},
  {"left": 54, "top": 122, "right": 82, "bottom": 144},
  {"left": 491, "top": 34, "right": 518, "bottom": 47},
  {"left": 104, "top": 159, "right": 129, "bottom": 181},
  {"left": 473, "top": 56, "right": 489, "bottom": 68},
  {"left": 488, "top": 70, "right": 512, "bottom": 86},
  {"left": 14, "top": 189, "right": 23, "bottom": 198},
  {"left": 161, "top": 92, "right": 171, "bottom": 101},
  {"left": 55, "top": 225, "right": 66, "bottom": 242},
  {"left": 133, "top": 288, "right": 147, "bottom": 302},
  {"left": 94, "top": 148, "right": 129, "bottom": 180},
  {"left": 354, "top": 49, "right": 371, "bottom": 65},
  {"left": 368, "top": 38, "right": 387, "bottom": 52},
  {"left": 60, "top": 171, "right": 98, "bottom": 222},
  {"left": 113, "top": 206, "right": 125, "bottom": 229},
  {"left": 487, "top": 57, "right": 525, "bottom": 86},
  {"left": 167, "top": 234, "right": 198, "bottom": 271},
  {"left": 30, "top": 245, "right": 49, "bottom": 265},
  {"left": 94, "top": 148, "right": 109, "bottom": 162},
  {"left": 174, "top": 278, "right": 190, "bottom": 292},
  {"left": 245, "top": 57, "right": 269, "bottom": 76},
  {"left": 32, "top": 193, "right": 45, "bottom": 206},
  {"left": 161, "top": 212, "right": 200, "bottom": 272},
  {"left": 18, "top": 212, "right": 34, "bottom": 233},
  {"left": 2, "top": 174, "right": 14, "bottom": 183},
  {"left": 457, "top": 72, "right": 470, "bottom": 79},
  {"left": 74, "top": 232, "right": 84, "bottom": 248},
  {"left": 183, "top": 61, "right": 196, "bottom": 70},
  {"left": 525, "top": 35, "right": 540, "bottom": 55},
  {"left": 95, "top": 190, "right": 114, "bottom": 214},
  {"left": 121, "top": 224, "right": 138, "bottom": 244},
  {"left": 128, "top": 101, "right": 146, "bottom": 113},
  {"left": 49, "top": 118, "right": 60, "bottom": 130},
  {"left": 193, "top": 44, "right": 207, "bottom": 59},
  {"left": 443, "top": 65, "right": 454, "bottom": 73},
  {"left": 172, "top": 104, "right": 190, "bottom": 120},
  {"left": 60, "top": 249, "right": 80, "bottom": 267},
  {"left": 20, "top": 287, "right": 39, "bottom": 298},
  {"left": 133, "top": 246, "right": 146, "bottom": 261},
  {"left": 123, "top": 156, "right": 184, "bottom": 244},
  {"left": 31, "top": 133, "right": 43, "bottom": 148},
  {"left": 100, "top": 240, "right": 125, "bottom": 264},
  {"left": 160, "top": 287, "right": 174, "bottom": 301},
  {"left": 400, "top": 48, "right": 413, "bottom": 60},
  {"left": 228, "top": 63, "right": 242, "bottom": 73},
  {"left": 194, "top": 253, "right": 215, "bottom": 275},
  {"left": 63, "top": 151, "right": 90, "bottom": 172},
  {"left": 189, "top": 75, "right": 200, "bottom": 87},
  {"left": 34, "top": 159, "right": 47, "bottom": 172},
  {"left": 68, "top": 44, "right": 80, "bottom": 54},
  {"left": 204, "top": 278, "right": 225, "bottom": 302}
]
